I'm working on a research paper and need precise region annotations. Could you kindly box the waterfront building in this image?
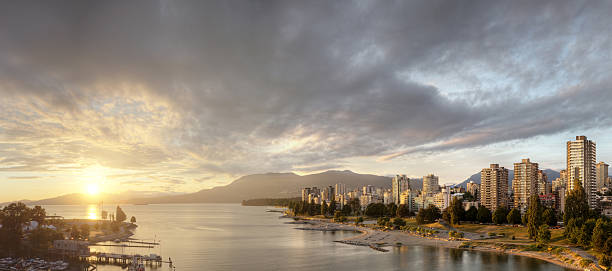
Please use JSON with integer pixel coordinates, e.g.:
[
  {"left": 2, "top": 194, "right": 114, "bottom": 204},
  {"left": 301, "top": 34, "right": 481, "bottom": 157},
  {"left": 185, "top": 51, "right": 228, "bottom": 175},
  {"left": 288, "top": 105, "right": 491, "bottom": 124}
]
[
  {"left": 391, "top": 175, "right": 410, "bottom": 205},
  {"left": 433, "top": 188, "right": 451, "bottom": 210},
  {"left": 423, "top": 174, "right": 440, "bottom": 197},
  {"left": 596, "top": 162, "right": 609, "bottom": 192},
  {"left": 512, "top": 159, "right": 539, "bottom": 213},
  {"left": 399, "top": 189, "right": 417, "bottom": 212},
  {"left": 567, "top": 136, "right": 597, "bottom": 208},
  {"left": 480, "top": 164, "right": 509, "bottom": 211}
]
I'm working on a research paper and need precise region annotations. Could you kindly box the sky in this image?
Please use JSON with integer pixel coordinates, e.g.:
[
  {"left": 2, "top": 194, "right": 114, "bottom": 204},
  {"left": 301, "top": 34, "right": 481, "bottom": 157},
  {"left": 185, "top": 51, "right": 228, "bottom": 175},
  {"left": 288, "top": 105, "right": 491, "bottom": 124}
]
[{"left": 1, "top": 0, "right": 612, "bottom": 201}]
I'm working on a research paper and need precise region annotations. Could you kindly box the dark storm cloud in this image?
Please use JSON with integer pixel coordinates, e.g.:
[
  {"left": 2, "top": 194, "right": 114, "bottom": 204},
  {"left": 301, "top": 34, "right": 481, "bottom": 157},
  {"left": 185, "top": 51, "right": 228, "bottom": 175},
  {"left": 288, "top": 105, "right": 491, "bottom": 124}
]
[{"left": 1, "top": 0, "right": 612, "bottom": 176}]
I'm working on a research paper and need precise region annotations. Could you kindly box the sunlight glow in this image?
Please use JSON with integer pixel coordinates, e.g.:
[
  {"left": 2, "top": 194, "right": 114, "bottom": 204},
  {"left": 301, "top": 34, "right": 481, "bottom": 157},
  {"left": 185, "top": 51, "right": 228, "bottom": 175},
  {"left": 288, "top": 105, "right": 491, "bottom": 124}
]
[
  {"left": 87, "top": 205, "right": 98, "bottom": 220},
  {"left": 87, "top": 183, "right": 100, "bottom": 195}
]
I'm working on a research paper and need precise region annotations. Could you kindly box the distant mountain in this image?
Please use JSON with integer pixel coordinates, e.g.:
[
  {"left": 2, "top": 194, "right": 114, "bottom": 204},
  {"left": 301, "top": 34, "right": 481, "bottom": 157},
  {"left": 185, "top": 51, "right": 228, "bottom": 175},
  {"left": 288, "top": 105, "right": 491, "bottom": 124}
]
[
  {"left": 130, "top": 170, "right": 393, "bottom": 204},
  {"left": 455, "top": 169, "right": 561, "bottom": 189},
  {"left": 1, "top": 191, "right": 184, "bottom": 206}
]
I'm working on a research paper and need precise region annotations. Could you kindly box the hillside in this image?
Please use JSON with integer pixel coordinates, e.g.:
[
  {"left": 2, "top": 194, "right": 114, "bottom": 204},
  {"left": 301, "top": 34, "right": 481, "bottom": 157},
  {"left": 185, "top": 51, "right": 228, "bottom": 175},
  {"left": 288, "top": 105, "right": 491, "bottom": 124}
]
[{"left": 130, "top": 170, "right": 393, "bottom": 204}]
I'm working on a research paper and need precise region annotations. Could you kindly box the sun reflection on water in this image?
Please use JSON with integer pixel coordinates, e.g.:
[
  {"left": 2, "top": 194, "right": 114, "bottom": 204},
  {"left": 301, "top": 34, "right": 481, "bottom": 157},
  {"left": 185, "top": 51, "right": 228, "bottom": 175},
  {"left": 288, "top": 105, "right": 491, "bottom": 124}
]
[{"left": 87, "top": 205, "right": 98, "bottom": 220}]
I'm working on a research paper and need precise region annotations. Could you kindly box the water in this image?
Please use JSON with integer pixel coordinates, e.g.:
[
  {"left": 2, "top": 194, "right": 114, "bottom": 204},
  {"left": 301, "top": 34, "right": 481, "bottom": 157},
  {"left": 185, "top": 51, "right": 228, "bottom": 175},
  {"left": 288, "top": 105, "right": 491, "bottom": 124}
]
[{"left": 42, "top": 204, "right": 569, "bottom": 271}]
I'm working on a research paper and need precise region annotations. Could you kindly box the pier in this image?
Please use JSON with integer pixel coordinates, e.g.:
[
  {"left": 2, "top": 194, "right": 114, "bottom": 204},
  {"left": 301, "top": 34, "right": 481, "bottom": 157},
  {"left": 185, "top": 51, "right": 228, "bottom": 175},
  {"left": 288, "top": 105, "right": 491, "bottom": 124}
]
[{"left": 80, "top": 252, "right": 167, "bottom": 266}]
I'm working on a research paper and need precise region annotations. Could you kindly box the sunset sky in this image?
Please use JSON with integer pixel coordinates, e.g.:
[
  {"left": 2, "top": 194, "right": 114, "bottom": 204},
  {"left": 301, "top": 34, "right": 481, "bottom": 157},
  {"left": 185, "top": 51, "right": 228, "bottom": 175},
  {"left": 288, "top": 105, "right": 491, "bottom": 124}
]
[{"left": 2, "top": 1, "right": 612, "bottom": 201}]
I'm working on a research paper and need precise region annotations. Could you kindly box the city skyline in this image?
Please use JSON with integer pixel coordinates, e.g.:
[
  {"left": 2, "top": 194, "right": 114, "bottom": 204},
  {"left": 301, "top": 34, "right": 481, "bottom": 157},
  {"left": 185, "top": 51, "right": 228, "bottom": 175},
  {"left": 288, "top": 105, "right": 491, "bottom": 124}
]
[{"left": 3, "top": 1, "right": 612, "bottom": 202}]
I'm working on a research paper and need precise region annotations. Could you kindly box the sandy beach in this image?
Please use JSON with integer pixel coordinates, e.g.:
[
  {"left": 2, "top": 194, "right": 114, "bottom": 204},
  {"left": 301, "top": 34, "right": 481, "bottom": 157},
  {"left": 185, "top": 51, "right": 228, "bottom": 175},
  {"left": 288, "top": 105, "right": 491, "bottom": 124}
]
[{"left": 292, "top": 218, "right": 601, "bottom": 271}]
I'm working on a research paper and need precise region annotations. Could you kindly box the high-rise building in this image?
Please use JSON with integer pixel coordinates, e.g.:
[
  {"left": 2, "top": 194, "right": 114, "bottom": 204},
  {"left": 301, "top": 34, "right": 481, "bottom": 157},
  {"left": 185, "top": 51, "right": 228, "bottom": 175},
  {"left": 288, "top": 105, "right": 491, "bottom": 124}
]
[
  {"left": 466, "top": 181, "right": 479, "bottom": 200},
  {"left": 512, "top": 159, "right": 539, "bottom": 213},
  {"left": 301, "top": 188, "right": 311, "bottom": 201},
  {"left": 335, "top": 183, "right": 347, "bottom": 197},
  {"left": 596, "top": 162, "right": 609, "bottom": 192},
  {"left": 567, "top": 136, "right": 597, "bottom": 208},
  {"left": 422, "top": 174, "right": 440, "bottom": 197},
  {"left": 400, "top": 189, "right": 417, "bottom": 212},
  {"left": 480, "top": 164, "right": 509, "bottom": 211},
  {"left": 391, "top": 175, "right": 410, "bottom": 205},
  {"left": 537, "top": 170, "right": 550, "bottom": 195}
]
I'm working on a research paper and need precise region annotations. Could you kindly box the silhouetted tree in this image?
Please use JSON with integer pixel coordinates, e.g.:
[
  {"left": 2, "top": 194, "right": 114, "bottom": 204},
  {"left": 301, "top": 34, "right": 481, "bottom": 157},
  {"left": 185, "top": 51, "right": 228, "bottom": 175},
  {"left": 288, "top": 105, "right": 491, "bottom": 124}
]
[{"left": 116, "top": 206, "right": 127, "bottom": 222}]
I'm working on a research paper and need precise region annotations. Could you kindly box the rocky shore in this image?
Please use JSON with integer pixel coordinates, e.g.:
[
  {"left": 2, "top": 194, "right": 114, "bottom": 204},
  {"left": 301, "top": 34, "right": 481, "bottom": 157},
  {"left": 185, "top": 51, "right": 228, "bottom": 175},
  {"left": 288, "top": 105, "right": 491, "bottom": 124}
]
[{"left": 291, "top": 217, "right": 603, "bottom": 271}]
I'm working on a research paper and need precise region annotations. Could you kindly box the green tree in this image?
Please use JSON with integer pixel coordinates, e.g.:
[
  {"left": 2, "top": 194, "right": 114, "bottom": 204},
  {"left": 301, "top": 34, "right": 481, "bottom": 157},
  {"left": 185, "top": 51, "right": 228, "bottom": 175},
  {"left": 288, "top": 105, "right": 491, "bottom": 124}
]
[
  {"left": 591, "top": 219, "right": 609, "bottom": 251},
  {"left": 465, "top": 206, "right": 478, "bottom": 222},
  {"left": 349, "top": 198, "right": 361, "bottom": 216},
  {"left": 416, "top": 205, "right": 441, "bottom": 224},
  {"left": 493, "top": 207, "right": 508, "bottom": 225},
  {"left": 386, "top": 203, "right": 398, "bottom": 217},
  {"left": 355, "top": 216, "right": 364, "bottom": 225},
  {"left": 449, "top": 197, "right": 464, "bottom": 225},
  {"left": 116, "top": 206, "right": 127, "bottom": 222},
  {"left": 563, "top": 178, "right": 590, "bottom": 225},
  {"left": 365, "top": 203, "right": 386, "bottom": 218},
  {"left": 477, "top": 206, "right": 492, "bottom": 223},
  {"left": 536, "top": 225, "right": 551, "bottom": 246},
  {"left": 396, "top": 204, "right": 411, "bottom": 218},
  {"left": 320, "top": 202, "right": 328, "bottom": 216},
  {"left": 526, "top": 195, "right": 543, "bottom": 240},
  {"left": 542, "top": 208, "right": 557, "bottom": 226},
  {"left": 329, "top": 200, "right": 337, "bottom": 215},
  {"left": 0, "top": 202, "right": 32, "bottom": 253},
  {"left": 393, "top": 217, "right": 406, "bottom": 227},
  {"left": 507, "top": 208, "right": 522, "bottom": 225},
  {"left": 30, "top": 205, "right": 46, "bottom": 226},
  {"left": 130, "top": 216, "right": 137, "bottom": 223}
]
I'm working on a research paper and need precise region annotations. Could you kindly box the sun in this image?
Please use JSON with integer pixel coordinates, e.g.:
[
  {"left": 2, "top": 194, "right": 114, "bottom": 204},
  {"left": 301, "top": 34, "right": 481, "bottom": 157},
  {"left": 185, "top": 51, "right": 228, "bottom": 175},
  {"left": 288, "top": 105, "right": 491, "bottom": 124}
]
[{"left": 87, "top": 183, "right": 100, "bottom": 195}]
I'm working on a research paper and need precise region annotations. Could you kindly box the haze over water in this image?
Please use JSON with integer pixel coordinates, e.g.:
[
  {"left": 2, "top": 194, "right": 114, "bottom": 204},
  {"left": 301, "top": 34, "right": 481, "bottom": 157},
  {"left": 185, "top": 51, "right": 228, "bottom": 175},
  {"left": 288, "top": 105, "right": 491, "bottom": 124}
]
[{"left": 42, "top": 204, "right": 569, "bottom": 271}]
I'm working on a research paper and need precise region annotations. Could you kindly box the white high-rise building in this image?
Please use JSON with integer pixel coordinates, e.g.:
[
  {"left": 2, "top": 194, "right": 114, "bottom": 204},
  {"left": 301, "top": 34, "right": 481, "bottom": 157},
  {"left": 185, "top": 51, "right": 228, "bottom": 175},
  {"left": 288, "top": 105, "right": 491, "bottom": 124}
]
[
  {"left": 422, "top": 174, "right": 440, "bottom": 197},
  {"left": 567, "top": 136, "right": 597, "bottom": 208},
  {"left": 391, "top": 175, "right": 410, "bottom": 205}
]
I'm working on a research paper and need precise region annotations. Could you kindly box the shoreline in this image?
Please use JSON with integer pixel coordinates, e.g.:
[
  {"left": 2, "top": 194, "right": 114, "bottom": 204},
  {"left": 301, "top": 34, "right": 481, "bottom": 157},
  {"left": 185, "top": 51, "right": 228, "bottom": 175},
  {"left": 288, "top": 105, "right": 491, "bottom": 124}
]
[{"left": 289, "top": 217, "right": 600, "bottom": 271}]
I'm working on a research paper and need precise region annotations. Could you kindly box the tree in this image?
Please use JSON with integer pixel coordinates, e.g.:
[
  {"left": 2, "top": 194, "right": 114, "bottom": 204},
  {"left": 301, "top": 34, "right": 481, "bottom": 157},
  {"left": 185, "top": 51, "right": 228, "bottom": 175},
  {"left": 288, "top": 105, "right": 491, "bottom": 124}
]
[
  {"left": 355, "top": 216, "right": 364, "bottom": 225},
  {"left": 449, "top": 197, "right": 464, "bottom": 225},
  {"left": 416, "top": 205, "right": 441, "bottom": 224},
  {"left": 465, "top": 206, "right": 478, "bottom": 222},
  {"left": 329, "top": 200, "right": 337, "bottom": 215},
  {"left": 30, "top": 205, "right": 46, "bottom": 226},
  {"left": 365, "top": 203, "right": 386, "bottom": 218},
  {"left": 507, "top": 208, "right": 522, "bottom": 225},
  {"left": 493, "top": 207, "right": 508, "bottom": 225},
  {"left": 386, "top": 203, "right": 398, "bottom": 217},
  {"left": 477, "top": 206, "right": 492, "bottom": 223},
  {"left": 396, "top": 204, "right": 411, "bottom": 218},
  {"left": 71, "top": 225, "right": 80, "bottom": 239},
  {"left": 591, "top": 219, "right": 608, "bottom": 251},
  {"left": 349, "top": 198, "right": 361, "bottom": 216},
  {"left": 393, "top": 217, "right": 406, "bottom": 227},
  {"left": 0, "top": 202, "right": 32, "bottom": 253},
  {"left": 29, "top": 228, "right": 63, "bottom": 250},
  {"left": 462, "top": 191, "right": 476, "bottom": 202},
  {"left": 130, "top": 216, "right": 137, "bottom": 223},
  {"left": 563, "top": 178, "right": 590, "bottom": 225},
  {"left": 80, "top": 224, "right": 90, "bottom": 239},
  {"left": 526, "top": 195, "right": 543, "bottom": 240},
  {"left": 536, "top": 225, "right": 551, "bottom": 246},
  {"left": 542, "top": 208, "right": 557, "bottom": 226},
  {"left": 320, "top": 202, "right": 328, "bottom": 216},
  {"left": 101, "top": 210, "right": 108, "bottom": 220}
]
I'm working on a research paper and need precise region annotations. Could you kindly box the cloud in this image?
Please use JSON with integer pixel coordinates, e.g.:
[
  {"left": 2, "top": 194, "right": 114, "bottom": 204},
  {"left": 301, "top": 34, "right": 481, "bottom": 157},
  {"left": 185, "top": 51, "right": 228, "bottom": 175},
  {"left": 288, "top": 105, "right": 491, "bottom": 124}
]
[{"left": 1, "top": 0, "right": 611, "bottom": 191}]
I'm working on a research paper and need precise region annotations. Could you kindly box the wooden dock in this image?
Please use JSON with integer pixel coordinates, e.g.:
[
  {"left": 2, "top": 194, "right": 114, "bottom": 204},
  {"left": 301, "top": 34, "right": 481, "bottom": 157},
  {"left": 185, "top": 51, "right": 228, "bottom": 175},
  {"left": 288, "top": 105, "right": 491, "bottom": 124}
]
[{"left": 80, "top": 252, "right": 167, "bottom": 266}]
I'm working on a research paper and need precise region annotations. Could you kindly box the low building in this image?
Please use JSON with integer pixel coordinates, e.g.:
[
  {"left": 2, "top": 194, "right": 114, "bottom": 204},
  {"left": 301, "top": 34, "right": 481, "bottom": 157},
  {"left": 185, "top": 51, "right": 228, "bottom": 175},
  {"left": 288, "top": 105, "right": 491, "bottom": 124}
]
[{"left": 53, "top": 240, "right": 90, "bottom": 256}]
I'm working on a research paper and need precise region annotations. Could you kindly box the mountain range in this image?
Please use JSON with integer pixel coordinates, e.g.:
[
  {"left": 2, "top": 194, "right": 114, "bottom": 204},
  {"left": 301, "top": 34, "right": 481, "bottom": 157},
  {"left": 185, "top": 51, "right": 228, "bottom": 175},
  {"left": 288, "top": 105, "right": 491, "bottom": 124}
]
[{"left": 3, "top": 169, "right": 567, "bottom": 205}]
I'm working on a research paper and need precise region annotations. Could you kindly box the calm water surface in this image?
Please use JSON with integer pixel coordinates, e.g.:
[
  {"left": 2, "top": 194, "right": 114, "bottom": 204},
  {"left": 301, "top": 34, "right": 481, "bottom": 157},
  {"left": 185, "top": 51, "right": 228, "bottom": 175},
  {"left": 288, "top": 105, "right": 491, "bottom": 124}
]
[{"left": 42, "top": 204, "right": 569, "bottom": 271}]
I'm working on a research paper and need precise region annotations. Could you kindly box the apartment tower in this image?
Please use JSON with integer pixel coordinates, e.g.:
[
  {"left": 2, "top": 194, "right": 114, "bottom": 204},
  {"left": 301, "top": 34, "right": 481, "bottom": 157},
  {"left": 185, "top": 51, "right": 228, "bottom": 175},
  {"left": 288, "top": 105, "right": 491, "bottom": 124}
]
[
  {"left": 567, "top": 136, "right": 597, "bottom": 208},
  {"left": 512, "top": 159, "right": 539, "bottom": 213},
  {"left": 480, "top": 164, "right": 509, "bottom": 211}
]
